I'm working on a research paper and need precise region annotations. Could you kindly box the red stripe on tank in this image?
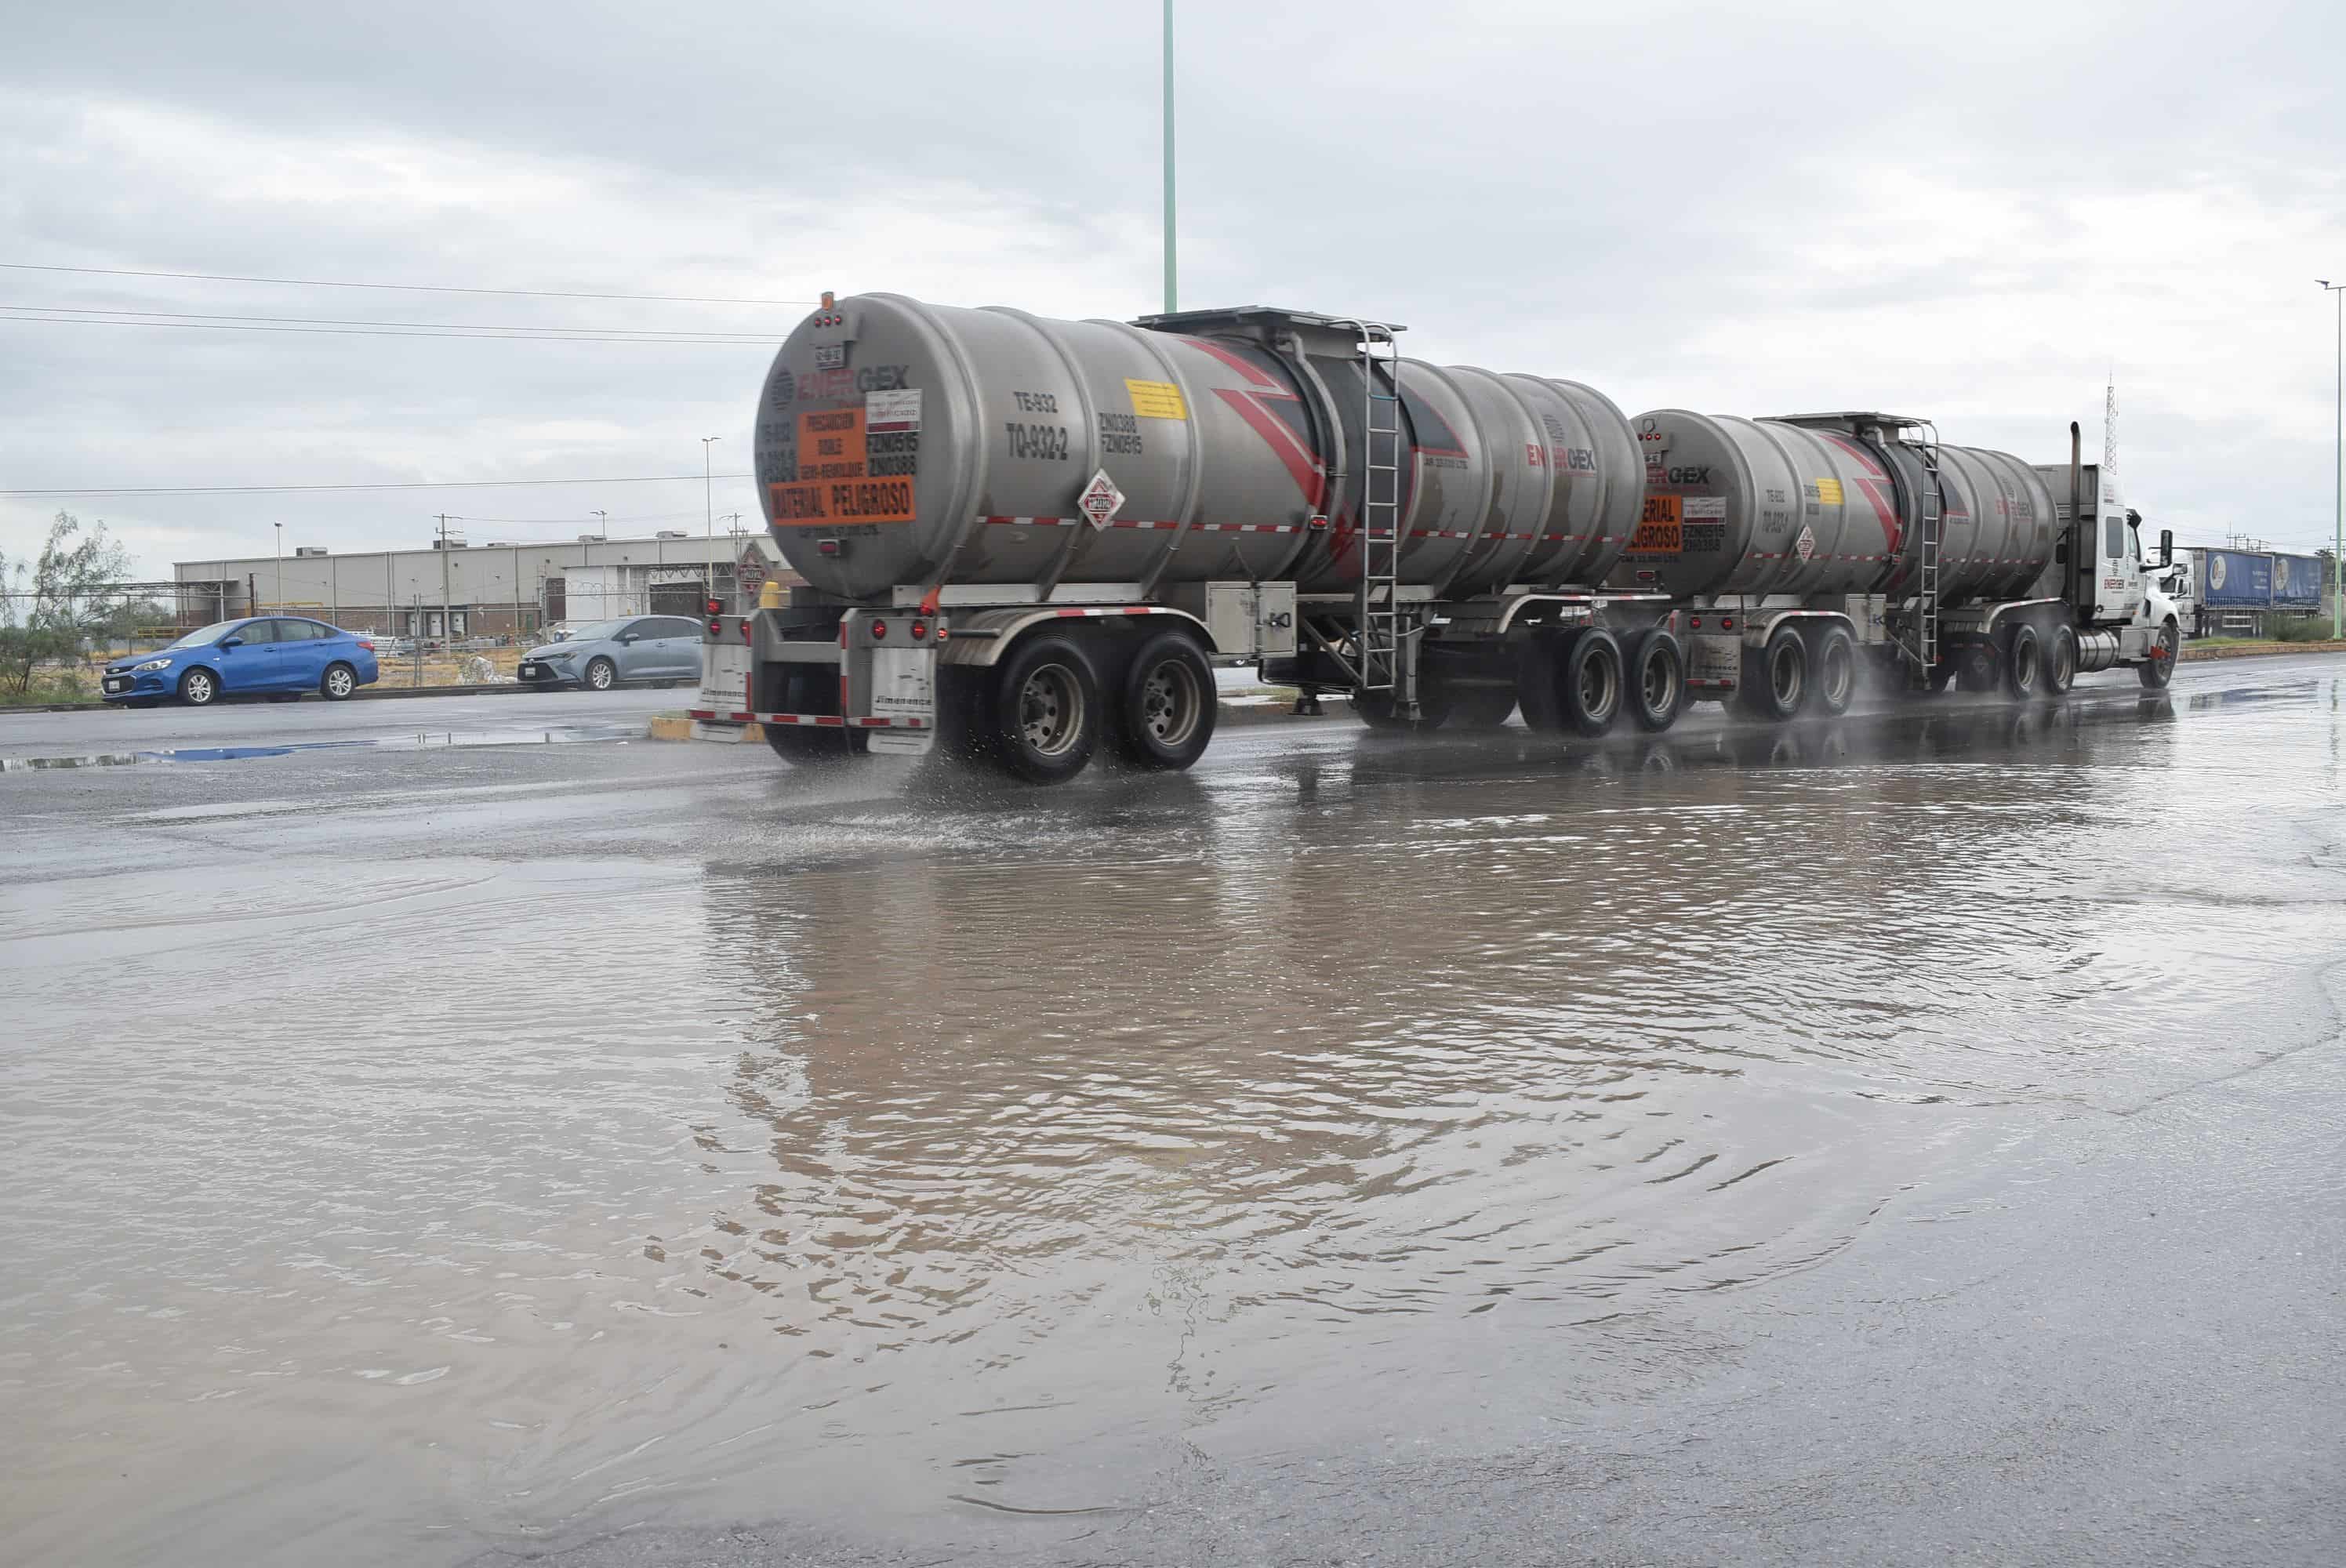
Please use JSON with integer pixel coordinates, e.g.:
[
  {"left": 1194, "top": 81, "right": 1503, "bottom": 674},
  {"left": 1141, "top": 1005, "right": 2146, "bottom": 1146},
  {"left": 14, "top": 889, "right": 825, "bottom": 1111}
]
[{"left": 1184, "top": 336, "right": 1280, "bottom": 387}]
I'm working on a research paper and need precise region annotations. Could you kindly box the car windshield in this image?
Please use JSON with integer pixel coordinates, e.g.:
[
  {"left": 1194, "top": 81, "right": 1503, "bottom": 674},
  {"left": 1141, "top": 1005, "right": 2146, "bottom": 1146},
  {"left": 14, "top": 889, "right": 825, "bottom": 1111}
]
[
  {"left": 164, "top": 620, "right": 245, "bottom": 649},
  {"left": 557, "top": 619, "right": 632, "bottom": 643}
]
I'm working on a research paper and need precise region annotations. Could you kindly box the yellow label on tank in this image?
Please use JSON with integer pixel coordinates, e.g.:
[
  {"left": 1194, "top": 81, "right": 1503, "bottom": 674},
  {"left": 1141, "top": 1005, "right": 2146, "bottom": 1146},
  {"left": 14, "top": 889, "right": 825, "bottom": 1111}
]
[
  {"left": 1126, "top": 379, "right": 1188, "bottom": 419},
  {"left": 1814, "top": 477, "right": 1844, "bottom": 506}
]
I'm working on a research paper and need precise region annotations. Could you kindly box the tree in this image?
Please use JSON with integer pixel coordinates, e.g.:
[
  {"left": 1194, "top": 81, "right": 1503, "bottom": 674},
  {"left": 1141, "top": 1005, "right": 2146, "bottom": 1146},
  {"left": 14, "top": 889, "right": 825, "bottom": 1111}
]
[{"left": 0, "top": 512, "right": 134, "bottom": 693}]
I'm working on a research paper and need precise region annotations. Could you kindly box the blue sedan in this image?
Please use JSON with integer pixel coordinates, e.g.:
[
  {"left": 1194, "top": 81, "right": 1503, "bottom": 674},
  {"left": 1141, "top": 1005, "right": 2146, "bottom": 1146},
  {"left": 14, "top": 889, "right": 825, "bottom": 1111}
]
[{"left": 101, "top": 617, "right": 381, "bottom": 706}]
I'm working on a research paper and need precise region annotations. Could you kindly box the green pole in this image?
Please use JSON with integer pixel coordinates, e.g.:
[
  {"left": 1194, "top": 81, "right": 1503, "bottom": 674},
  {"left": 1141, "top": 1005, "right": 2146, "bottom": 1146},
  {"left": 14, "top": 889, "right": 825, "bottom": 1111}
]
[{"left": 1162, "top": 0, "right": 1177, "bottom": 314}]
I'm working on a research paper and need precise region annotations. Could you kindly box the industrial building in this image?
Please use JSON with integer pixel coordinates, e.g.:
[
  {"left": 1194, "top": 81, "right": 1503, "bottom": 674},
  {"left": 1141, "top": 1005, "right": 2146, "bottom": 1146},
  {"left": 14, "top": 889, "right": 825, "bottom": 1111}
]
[{"left": 170, "top": 530, "right": 799, "bottom": 640}]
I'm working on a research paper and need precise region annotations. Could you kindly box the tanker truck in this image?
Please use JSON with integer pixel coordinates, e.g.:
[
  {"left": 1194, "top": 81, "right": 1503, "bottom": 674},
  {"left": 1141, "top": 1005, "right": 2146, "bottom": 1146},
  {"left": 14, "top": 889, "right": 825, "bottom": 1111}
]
[{"left": 690, "top": 293, "right": 2181, "bottom": 782}]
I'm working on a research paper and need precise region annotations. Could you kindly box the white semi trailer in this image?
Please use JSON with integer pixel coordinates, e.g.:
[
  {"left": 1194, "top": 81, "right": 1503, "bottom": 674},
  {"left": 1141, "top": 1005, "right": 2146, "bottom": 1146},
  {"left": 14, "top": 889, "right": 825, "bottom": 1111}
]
[{"left": 690, "top": 294, "right": 2181, "bottom": 782}]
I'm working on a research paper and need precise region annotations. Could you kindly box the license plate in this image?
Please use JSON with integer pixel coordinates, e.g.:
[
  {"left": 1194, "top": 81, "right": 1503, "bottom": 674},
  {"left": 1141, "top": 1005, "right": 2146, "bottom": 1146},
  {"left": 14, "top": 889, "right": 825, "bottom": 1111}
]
[
  {"left": 104, "top": 677, "right": 128, "bottom": 692},
  {"left": 521, "top": 663, "right": 542, "bottom": 677}
]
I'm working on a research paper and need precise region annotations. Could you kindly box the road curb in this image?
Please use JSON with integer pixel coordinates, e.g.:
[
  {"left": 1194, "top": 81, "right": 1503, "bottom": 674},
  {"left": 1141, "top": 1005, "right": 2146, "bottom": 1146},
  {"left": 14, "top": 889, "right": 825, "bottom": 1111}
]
[
  {"left": 13, "top": 681, "right": 572, "bottom": 714},
  {"left": 2178, "top": 640, "right": 2346, "bottom": 662}
]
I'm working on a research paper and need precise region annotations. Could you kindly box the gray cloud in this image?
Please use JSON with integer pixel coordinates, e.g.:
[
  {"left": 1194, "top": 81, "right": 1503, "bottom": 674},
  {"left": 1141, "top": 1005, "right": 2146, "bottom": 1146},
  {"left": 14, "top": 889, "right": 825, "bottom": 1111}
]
[{"left": 5, "top": 0, "right": 2343, "bottom": 575}]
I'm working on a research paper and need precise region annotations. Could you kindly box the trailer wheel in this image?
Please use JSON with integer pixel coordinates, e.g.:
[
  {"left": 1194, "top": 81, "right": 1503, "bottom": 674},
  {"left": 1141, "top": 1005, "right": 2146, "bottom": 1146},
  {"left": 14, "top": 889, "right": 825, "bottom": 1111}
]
[
  {"left": 1625, "top": 629, "right": 1684, "bottom": 732},
  {"left": 762, "top": 666, "right": 868, "bottom": 764},
  {"left": 1558, "top": 628, "right": 1624, "bottom": 736},
  {"left": 1805, "top": 626, "right": 1857, "bottom": 717},
  {"left": 1514, "top": 630, "right": 1571, "bottom": 734},
  {"left": 1114, "top": 629, "right": 1215, "bottom": 770},
  {"left": 764, "top": 720, "right": 870, "bottom": 764},
  {"left": 1442, "top": 684, "right": 1519, "bottom": 729},
  {"left": 2045, "top": 625, "right": 2079, "bottom": 697},
  {"left": 2004, "top": 623, "right": 2043, "bottom": 700},
  {"left": 2137, "top": 617, "right": 2178, "bottom": 690},
  {"left": 986, "top": 633, "right": 1102, "bottom": 783},
  {"left": 1738, "top": 626, "right": 1807, "bottom": 721},
  {"left": 1351, "top": 681, "right": 1454, "bottom": 730}
]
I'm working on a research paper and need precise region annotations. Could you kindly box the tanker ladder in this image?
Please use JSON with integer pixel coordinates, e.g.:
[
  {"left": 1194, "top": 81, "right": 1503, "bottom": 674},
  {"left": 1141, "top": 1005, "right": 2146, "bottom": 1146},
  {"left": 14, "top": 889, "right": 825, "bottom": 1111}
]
[
  {"left": 1898, "top": 422, "right": 1944, "bottom": 688},
  {"left": 1344, "top": 320, "right": 1411, "bottom": 713}
]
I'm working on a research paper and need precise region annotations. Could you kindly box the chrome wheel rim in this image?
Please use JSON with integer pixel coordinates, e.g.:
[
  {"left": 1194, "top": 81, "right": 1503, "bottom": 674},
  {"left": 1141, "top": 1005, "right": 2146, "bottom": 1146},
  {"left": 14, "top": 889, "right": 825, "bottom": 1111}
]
[
  {"left": 1770, "top": 645, "right": 1802, "bottom": 709},
  {"left": 589, "top": 662, "right": 612, "bottom": 689},
  {"left": 1640, "top": 648, "right": 1673, "bottom": 713},
  {"left": 186, "top": 673, "right": 212, "bottom": 702},
  {"left": 2014, "top": 641, "right": 2038, "bottom": 691},
  {"left": 1138, "top": 659, "right": 1200, "bottom": 747},
  {"left": 2053, "top": 638, "right": 2075, "bottom": 688},
  {"left": 327, "top": 668, "right": 353, "bottom": 697},
  {"left": 1579, "top": 650, "right": 1619, "bottom": 722},
  {"left": 1821, "top": 642, "right": 1853, "bottom": 707},
  {"left": 1019, "top": 664, "right": 1083, "bottom": 756}
]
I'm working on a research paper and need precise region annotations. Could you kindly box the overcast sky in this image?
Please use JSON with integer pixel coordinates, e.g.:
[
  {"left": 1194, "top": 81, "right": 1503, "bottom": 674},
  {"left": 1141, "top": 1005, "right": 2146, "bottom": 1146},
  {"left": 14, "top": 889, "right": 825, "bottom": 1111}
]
[{"left": 4, "top": 0, "right": 2342, "bottom": 577}]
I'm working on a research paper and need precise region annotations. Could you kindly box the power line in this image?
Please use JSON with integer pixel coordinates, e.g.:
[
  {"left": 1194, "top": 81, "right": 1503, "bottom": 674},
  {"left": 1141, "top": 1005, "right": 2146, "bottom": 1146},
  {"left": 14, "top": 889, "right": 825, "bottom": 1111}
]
[
  {"left": 0, "top": 312, "right": 782, "bottom": 345},
  {"left": 2, "top": 260, "right": 816, "bottom": 307},
  {"left": 2, "top": 473, "right": 757, "bottom": 498},
  {"left": 4, "top": 303, "right": 781, "bottom": 339}
]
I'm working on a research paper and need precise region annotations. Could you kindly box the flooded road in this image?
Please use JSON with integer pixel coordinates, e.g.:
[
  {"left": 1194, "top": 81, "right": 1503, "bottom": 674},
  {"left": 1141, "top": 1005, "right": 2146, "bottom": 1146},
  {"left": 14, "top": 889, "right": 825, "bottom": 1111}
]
[{"left": 4, "top": 661, "right": 2342, "bottom": 1566}]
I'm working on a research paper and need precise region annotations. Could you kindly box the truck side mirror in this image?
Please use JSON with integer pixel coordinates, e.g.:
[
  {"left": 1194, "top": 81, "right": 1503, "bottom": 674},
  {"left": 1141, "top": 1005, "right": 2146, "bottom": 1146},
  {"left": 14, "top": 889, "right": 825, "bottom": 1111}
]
[{"left": 2159, "top": 528, "right": 2173, "bottom": 566}]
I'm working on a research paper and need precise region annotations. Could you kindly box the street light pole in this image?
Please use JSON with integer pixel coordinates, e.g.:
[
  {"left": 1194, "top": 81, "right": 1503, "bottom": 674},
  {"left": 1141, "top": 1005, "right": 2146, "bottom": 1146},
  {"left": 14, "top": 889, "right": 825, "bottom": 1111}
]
[
  {"left": 2323, "top": 279, "right": 2344, "bottom": 641},
  {"left": 590, "top": 508, "right": 608, "bottom": 539},
  {"left": 703, "top": 435, "right": 722, "bottom": 604},
  {"left": 273, "top": 521, "right": 282, "bottom": 611},
  {"left": 1163, "top": 0, "right": 1177, "bottom": 314}
]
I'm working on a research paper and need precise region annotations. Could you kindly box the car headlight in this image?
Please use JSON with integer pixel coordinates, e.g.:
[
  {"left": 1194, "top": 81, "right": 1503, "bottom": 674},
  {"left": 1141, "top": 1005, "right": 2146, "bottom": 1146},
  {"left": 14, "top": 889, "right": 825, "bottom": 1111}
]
[{"left": 130, "top": 658, "right": 173, "bottom": 673}]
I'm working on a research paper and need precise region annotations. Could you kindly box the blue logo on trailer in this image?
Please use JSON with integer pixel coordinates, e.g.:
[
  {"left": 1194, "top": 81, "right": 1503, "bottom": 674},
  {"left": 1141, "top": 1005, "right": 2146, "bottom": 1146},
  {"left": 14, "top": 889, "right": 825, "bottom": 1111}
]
[
  {"left": 2272, "top": 552, "right": 2322, "bottom": 609},
  {"left": 2200, "top": 550, "right": 2274, "bottom": 607}
]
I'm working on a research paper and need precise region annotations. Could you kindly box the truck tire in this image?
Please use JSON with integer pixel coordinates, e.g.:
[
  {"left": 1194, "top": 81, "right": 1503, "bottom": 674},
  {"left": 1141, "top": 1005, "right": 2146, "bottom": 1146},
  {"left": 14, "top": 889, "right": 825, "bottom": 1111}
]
[
  {"left": 1740, "top": 626, "right": 1807, "bottom": 721},
  {"left": 1515, "top": 630, "right": 1571, "bottom": 734},
  {"left": 762, "top": 665, "right": 867, "bottom": 764},
  {"left": 1805, "top": 625, "right": 1857, "bottom": 717},
  {"left": 1442, "top": 683, "right": 1519, "bottom": 729},
  {"left": 1115, "top": 629, "right": 1215, "bottom": 770},
  {"left": 1625, "top": 628, "right": 1684, "bottom": 732},
  {"left": 2004, "top": 623, "right": 2043, "bottom": 700},
  {"left": 1558, "top": 627, "right": 1623, "bottom": 736},
  {"left": 1351, "top": 682, "right": 1454, "bottom": 730},
  {"left": 2138, "top": 617, "right": 2178, "bottom": 690},
  {"left": 2045, "top": 624, "right": 2079, "bottom": 696},
  {"left": 986, "top": 633, "right": 1102, "bottom": 784},
  {"left": 764, "top": 720, "right": 870, "bottom": 763}
]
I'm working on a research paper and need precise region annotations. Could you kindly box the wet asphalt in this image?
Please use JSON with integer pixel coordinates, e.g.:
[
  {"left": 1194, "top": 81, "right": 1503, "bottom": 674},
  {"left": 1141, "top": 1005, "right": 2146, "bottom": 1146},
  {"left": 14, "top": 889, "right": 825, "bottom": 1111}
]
[{"left": 2, "top": 656, "right": 2341, "bottom": 1568}]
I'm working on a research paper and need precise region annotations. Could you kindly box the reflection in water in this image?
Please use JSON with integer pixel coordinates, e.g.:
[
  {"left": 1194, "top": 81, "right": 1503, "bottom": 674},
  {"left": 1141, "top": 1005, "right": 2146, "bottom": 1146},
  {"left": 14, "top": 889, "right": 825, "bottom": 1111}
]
[
  {"left": 2, "top": 669, "right": 2337, "bottom": 1567},
  {"left": 670, "top": 684, "right": 2221, "bottom": 1509}
]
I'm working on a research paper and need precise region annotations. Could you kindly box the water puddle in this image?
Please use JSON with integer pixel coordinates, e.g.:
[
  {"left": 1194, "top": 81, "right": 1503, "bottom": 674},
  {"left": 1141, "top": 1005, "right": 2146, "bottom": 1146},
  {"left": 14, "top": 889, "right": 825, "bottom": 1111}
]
[{"left": 0, "top": 724, "right": 642, "bottom": 770}]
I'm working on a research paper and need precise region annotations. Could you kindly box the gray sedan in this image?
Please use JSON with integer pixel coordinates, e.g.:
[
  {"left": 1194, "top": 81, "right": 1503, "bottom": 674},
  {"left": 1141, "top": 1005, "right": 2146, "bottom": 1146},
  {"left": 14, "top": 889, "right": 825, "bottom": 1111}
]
[{"left": 515, "top": 614, "right": 704, "bottom": 691}]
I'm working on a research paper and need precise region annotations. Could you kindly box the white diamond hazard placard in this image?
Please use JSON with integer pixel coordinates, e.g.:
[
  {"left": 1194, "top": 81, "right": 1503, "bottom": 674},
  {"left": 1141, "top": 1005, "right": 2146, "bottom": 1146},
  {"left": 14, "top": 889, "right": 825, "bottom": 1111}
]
[
  {"left": 1794, "top": 524, "right": 1817, "bottom": 562},
  {"left": 1077, "top": 470, "right": 1124, "bottom": 531}
]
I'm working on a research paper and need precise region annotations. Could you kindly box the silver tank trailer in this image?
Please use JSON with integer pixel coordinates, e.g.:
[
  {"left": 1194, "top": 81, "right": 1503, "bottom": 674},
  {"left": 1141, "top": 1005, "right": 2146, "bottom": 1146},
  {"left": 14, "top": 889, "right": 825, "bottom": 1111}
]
[
  {"left": 1617, "top": 411, "right": 2057, "bottom": 604},
  {"left": 751, "top": 295, "right": 1643, "bottom": 602}
]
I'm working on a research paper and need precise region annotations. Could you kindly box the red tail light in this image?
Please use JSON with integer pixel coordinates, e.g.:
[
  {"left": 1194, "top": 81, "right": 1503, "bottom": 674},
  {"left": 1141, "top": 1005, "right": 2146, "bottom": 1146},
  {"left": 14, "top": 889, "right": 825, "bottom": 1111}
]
[
  {"left": 870, "top": 619, "right": 888, "bottom": 640},
  {"left": 705, "top": 597, "right": 723, "bottom": 617},
  {"left": 1687, "top": 617, "right": 1702, "bottom": 630},
  {"left": 707, "top": 619, "right": 723, "bottom": 637},
  {"left": 357, "top": 638, "right": 375, "bottom": 651},
  {"left": 910, "top": 620, "right": 928, "bottom": 640},
  {"left": 1720, "top": 617, "right": 1735, "bottom": 630}
]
